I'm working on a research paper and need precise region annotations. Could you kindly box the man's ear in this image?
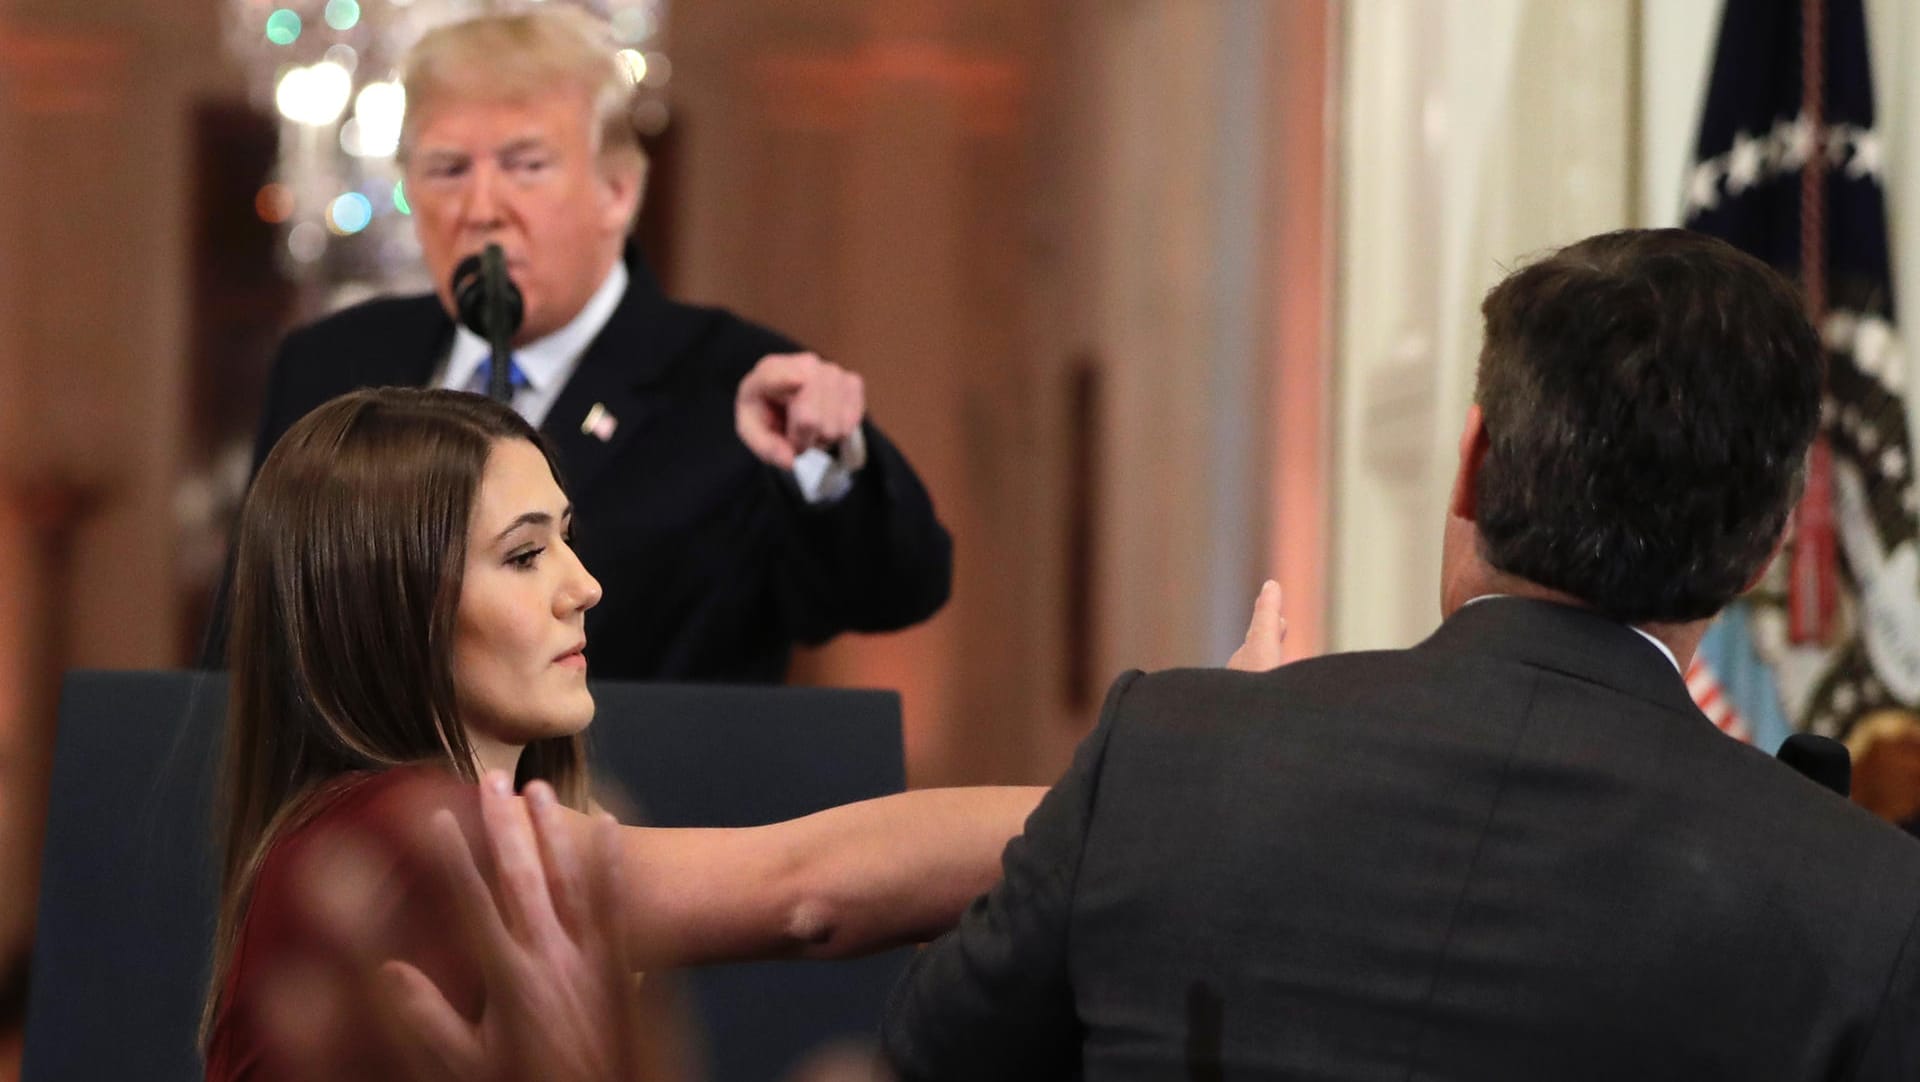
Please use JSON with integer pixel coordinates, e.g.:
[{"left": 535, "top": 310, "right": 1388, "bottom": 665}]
[
  {"left": 1448, "top": 404, "right": 1491, "bottom": 522},
  {"left": 599, "top": 152, "right": 647, "bottom": 234}
]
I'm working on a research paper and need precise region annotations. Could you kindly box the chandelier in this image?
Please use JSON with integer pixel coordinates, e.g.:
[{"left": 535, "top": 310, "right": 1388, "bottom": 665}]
[{"left": 223, "top": 0, "right": 670, "bottom": 294}]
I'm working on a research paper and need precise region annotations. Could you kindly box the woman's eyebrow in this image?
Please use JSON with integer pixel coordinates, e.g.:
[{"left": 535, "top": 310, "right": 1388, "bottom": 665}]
[
  {"left": 492, "top": 511, "right": 551, "bottom": 544},
  {"left": 491, "top": 505, "right": 574, "bottom": 544}
]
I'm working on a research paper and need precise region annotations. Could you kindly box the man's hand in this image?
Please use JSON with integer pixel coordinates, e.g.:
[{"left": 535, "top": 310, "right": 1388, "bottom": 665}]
[
  {"left": 381, "top": 774, "right": 642, "bottom": 1082},
  {"left": 1226, "top": 580, "right": 1287, "bottom": 672},
  {"left": 736, "top": 352, "right": 866, "bottom": 470}
]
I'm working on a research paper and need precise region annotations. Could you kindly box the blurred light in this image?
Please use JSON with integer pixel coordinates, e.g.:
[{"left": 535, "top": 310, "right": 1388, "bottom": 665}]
[
  {"left": 328, "top": 192, "right": 374, "bottom": 235},
  {"left": 264, "top": 8, "right": 301, "bottom": 45},
  {"left": 348, "top": 79, "right": 405, "bottom": 158},
  {"left": 288, "top": 221, "right": 327, "bottom": 263},
  {"left": 631, "top": 98, "right": 669, "bottom": 136},
  {"left": 323, "top": 44, "right": 358, "bottom": 74},
  {"left": 392, "top": 179, "right": 411, "bottom": 215},
  {"left": 640, "top": 52, "right": 671, "bottom": 88},
  {"left": 615, "top": 49, "right": 646, "bottom": 86},
  {"left": 273, "top": 67, "right": 308, "bottom": 123},
  {"left": 611, "top": 7, "right": 654, "bottom": 43},
  {"left": 275, "top": 61, "right": 352, "bottom": 126},
  {"left": 255, "top": 182, "right": 295, "bottom": 223},
  {"left": 324, "top": 0, "right": 360, "bottom": 30}
]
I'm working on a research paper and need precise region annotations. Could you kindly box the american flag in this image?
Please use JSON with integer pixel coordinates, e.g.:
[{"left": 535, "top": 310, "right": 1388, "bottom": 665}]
[
  {"left": 1683, "top": 0, "right": 1920, "bottom": 745},
  {"left": 1686, "top": 655, "right": 1754, "bottom": 745}
]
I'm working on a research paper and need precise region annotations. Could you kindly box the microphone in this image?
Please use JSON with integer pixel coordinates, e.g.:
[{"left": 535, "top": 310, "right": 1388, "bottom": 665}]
[
  {"left": 450, "top": 243, "right": 524, "bottom": 401},
  {"left": 1777, "top": 732, "right": 1851, "bottom": 798}
]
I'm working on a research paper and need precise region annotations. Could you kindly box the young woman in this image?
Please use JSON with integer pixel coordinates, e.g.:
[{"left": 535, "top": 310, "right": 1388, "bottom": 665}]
[{"left": 202, "top": 388, "right": 1283, "bottom": 1080}]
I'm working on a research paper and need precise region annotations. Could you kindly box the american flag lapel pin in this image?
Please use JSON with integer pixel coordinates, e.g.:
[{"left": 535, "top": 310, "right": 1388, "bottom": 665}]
[{"left": 581, "top": 402, "right": 618, "bottom": 442}]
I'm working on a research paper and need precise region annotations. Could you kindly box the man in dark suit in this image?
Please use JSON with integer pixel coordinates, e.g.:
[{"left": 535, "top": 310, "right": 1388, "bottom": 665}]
[
  {"left": 883, "top": 229, "right": 1920, "bottom": 1080},
  {"left": 234, "top": 7, "right": 949, "bottom": 682}
]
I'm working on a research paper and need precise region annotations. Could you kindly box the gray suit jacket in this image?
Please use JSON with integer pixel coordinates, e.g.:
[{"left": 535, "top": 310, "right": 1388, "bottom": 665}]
[{"left": 883, "top": 598, "right": 1920, "bottom": 1081}]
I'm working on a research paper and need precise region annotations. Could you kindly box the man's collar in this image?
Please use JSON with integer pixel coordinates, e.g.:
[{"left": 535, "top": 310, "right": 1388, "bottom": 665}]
[
  {"left": 1428, "top": 597, "right": 1701, "bottom": 721},
  {"left": 1628, "top": 625, "right": 1681, "bottom": 674},
  {"left": 446, "top": 260, "right": 629, "bottom": 391},
  {"left": 1460, "top": 594, "right": 1680, "bottom": 673}
]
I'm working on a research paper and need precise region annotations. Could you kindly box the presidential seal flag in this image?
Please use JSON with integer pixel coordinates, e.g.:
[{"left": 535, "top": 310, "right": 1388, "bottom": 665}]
[{"left": 1684, "top": 0, "right": 1920, "bottom": 828}]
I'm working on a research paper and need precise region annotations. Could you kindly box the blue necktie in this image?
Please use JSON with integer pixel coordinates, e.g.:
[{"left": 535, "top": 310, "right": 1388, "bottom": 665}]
[{"left": 471, "top": 355, "right": 530, "bottom": 404}]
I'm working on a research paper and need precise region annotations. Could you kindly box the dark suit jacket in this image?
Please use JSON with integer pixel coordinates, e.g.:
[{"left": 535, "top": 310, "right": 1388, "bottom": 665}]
[
  {"left": 883, "top": 598, "right": 1920, "bottom": 1081},
  {"left": 228, "top": 248, "right": 951, "bottom": 682}
]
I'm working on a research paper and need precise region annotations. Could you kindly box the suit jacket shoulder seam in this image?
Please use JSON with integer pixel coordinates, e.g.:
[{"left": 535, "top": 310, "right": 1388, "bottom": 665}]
[
  {"left": 1404, "top": 667, "right": 1544, "bottom": 1074},
  {"left": 1062, "top": 669, "right": 1143, "bottom": 966}
]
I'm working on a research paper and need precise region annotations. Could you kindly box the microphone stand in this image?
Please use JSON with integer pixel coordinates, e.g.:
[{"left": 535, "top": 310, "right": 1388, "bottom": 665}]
[{"left": 481, "top": 243, "right": 514, "bottom": 402}]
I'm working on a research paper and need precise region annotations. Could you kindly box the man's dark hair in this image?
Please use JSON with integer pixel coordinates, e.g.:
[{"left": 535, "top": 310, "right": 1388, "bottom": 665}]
[{"left": 1473, "top": 227, "right": 1823, "bottom": 624}]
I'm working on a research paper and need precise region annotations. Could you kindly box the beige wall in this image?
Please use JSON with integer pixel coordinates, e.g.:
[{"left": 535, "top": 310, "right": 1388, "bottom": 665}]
[
  {"left": 0, "top": 0, "right": 222, "bottom": 663},
  {"left": 0, "top": 0, "right": 239, "bottom": 1035},
  {"left": 671, "top": 0, "right": 1332, "bottom": 785},
  {"left": 1334, "top": 0, "right": 1638, "bottom": 651},
  {"left": 670, "top": 2, "right": 1064, "bottom": 786}
]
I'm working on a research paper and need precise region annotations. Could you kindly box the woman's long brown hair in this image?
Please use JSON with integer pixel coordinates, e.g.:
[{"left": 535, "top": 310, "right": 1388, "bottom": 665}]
[{"left": 201, "top": 388, "right": 590, "bottom": 1040}]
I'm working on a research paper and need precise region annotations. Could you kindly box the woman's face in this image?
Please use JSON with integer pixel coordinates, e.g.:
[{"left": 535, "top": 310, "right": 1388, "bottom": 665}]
[{"left": 452, "top": 438, "right": 602, "bottom": 769}]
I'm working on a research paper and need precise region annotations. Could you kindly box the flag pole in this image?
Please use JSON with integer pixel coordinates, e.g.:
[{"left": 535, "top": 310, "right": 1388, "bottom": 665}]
[{"left": 1789, "top": 0, "right": 1840, "bottom": 646}]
